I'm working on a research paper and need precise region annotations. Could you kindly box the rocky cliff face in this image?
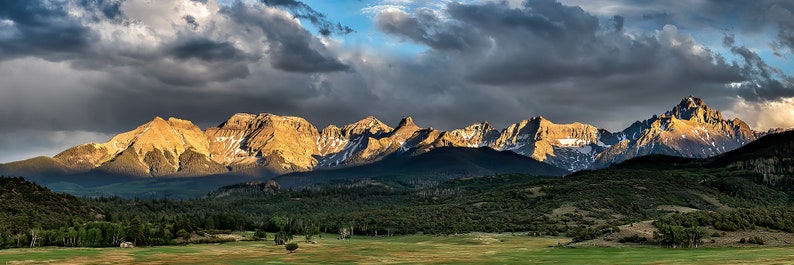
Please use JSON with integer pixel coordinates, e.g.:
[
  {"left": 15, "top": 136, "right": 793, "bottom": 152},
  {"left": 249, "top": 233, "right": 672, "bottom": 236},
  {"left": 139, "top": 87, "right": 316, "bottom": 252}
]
[
  {"left": 438, "top": 122, "right": 500, "bottom": 148},
  {"left": 54, "top": 117, "right": 224, "bottom": 177},
  {"left": 484, "top": 117, "right": 610, "bottom": 171},
  {"left": 24, "top": 96, "right": 771, "bottom": 177},
  {"left": 206, "top": 113, "right": 320, "bottom": 174}
]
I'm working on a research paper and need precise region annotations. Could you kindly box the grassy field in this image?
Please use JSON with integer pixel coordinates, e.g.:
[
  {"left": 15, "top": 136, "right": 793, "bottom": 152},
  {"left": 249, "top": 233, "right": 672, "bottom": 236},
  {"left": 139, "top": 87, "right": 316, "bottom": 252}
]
[{"left": 1, "top": 233, "right": 793, "bottom": 264}]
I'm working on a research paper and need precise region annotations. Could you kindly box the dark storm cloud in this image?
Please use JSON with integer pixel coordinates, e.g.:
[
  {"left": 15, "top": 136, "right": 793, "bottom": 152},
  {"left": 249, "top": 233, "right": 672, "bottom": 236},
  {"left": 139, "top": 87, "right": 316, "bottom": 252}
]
[
  {"left": 672, "top": 1, "right": 794, "bottom": 57},
  {"left": 376, "top": 0, "right": 742, "bottom": 87},
  {"left": 0, "top": 0, "right": 95, "bottom": 61},
  {"left": 578, "top": 0, "right": 794, "bottom": 55},
  {"left": 224, "top": 2, "right": 350, "bottom": 73},
  {"left": 2, "top": 0, "right": 352, "bottom": 162},
  {"left": 612, "top": 15, "right": 624, "bottom": 31},
  {"left": 78, "top": 0, "right": 124, "bottom": 21},
  {"left": 369, "top": 0, "right": 794, "bottom": 131},
  {"left": 183, "top": 15, "right": 199, "bottom": 29},
  {"left": 0, "top": 0, "right": 348, "bottom": 75},
  {"left": 376, "top": 7, "right": 489, "bottom": 51},
  {"left": 767, "top": 3, "right": 794, "bottom": 55},
  {"left": 565, "top": 0, "right": 794, "bottom": 104},
  {"left": 0, "top": 0, "right": 355, "bottom": 151},
  {"left": 169, "top": 38, "right": 245, "bottom": 61},
  {"left": 723, "top": 34, "right": 794, "bottom": 101},
  {"left": 261, "top": 0, "right": 354, "bottom": 36}
]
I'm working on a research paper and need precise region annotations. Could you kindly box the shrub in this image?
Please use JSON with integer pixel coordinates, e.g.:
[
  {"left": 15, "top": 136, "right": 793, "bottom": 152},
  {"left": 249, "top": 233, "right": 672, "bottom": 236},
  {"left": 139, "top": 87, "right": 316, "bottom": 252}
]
[
  {"left": 201, "top": 229, "right": 232, "bottom": 235},
  {"left": 252, "top": 230, "right": 267, "bottom": 241},
  {"left": 176, "top": 229, "right": 190, "bottom": 239},
  {"left": 747, "top": 236, "right": 765, "bottom": 245},
  {"left": 188, "top": 236, "right": 236, "bottom": 244},
  {"left": 619, "top": 234, "right": 648, "bottom": 244},
  {"left": 285, "top": 242, "right": 299, "bottom": 253}
]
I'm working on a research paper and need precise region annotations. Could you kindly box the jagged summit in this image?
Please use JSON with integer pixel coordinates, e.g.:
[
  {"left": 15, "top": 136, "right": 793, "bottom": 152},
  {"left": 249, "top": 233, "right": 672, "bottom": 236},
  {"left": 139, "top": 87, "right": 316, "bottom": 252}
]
[
  {"left": 217, "top": 113, "right": 257, "bottom": 128},
  {"left": 488, "top": 116, "right": 605, "bottom": 171},
  {"left": 460, "top": 121, "right": 494, "bottom": 132},
  {"left": 665, "top": 96, "right": 723, "bottom": 123},
  {"left": 342, "top": 116, "right": 393, "bottom": 137},
  {"left": 594, "top": 96, "right": 763, "bottom": 168},
  {"left": 438, "top": 121, "right": 499, "bottom": 149},
  {"left": 397, "top": 116, "right": 416, "bottom": 128},
  {"left": 392, "top": 116, "right": 421, "bottom": 138}
]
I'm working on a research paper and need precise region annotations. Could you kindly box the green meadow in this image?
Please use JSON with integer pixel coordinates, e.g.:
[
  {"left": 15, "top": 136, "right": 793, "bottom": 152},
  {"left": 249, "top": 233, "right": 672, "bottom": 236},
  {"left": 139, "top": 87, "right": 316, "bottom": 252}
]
[{"left": 2, "top": 233, "right": 793, "bottom": 264}]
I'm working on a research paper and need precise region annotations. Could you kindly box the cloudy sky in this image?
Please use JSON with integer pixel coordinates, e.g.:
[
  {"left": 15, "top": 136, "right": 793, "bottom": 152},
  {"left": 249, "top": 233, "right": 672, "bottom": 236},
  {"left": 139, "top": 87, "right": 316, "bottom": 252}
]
[{"left": 1, "top": 0, "right": 793, "bottom": 163}]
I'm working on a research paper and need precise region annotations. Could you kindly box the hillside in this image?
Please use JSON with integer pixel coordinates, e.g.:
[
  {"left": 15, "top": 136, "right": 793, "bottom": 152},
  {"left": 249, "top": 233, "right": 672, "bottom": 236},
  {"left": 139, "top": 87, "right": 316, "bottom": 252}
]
[
  {"left": 0, "top": 156, "right": 71, "bottom": 176},
  {"left": 119, "top": 156, "right": 790, "bottom": 240},
  {"left": 0, "top": 177, "right": 102, "bottom": 242},
  {"left": 706, "top": 130, "right": 794, "bottom": 167},
  {"left": 704, "top": 130, "right": 794, "bottom": 192},
  {"left": 274, "top": 147, "right": 569, "bottom": 188}
]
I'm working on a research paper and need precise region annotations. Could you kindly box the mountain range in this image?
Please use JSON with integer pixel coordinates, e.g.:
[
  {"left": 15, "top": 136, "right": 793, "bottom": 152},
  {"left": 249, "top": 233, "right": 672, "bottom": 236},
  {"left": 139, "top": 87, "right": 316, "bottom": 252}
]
[{"left": 0, "top": 96, "right": 778, "bottom": 182}]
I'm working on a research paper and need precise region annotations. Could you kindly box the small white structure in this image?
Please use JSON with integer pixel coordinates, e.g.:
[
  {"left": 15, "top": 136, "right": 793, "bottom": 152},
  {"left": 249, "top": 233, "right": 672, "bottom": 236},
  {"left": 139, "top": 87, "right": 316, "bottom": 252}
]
[{"left": 120, "top": 242, "right": 135, "bottom": 248}]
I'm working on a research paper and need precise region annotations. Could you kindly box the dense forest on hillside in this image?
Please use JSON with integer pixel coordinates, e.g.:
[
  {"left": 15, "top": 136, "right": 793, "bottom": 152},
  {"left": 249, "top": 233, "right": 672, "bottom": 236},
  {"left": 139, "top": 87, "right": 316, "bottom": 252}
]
[
  {"left": 3, "top": 150, "right": 794, "bottom": 249},
  {"left": 0, "top": 177, "right": 105, "bottom": 248}
]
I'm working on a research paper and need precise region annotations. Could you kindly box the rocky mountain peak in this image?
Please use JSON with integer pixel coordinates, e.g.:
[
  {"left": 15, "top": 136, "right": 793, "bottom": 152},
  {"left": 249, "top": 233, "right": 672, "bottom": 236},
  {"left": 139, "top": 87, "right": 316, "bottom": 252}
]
[
  {"left": 317, "top": 125, "right": 346, "bottom": 156},
  {"left": 126, "top": 116, "right": 208, "bottom": 154},
  {"left": 666, "top": 96, "right": 723, "bottom": 124},
  {"left": 528, "top": 116, "right": 546, "bottom": 123},
  {"left": 320, "top": 125, "right": 342, "bottom": 135},
  {"left": 437, "top": 121, "right": 499, "bottom": 148},
  {"left": 145, "top": 116, "right": 170, "bottom": 129},
  {"left": 52, "top": 114, "right": 218, "bottom": 176},
  {"left": 166, "top": 117, "right": 195, "bottom": 128},
  {"left": 397, "top": 116, "right": 417, "bottom": 128},
  {"left": 682, "top": 96, "right": 705, "bottom": 108},
  {"left": 465, "top": 121, "right": 493, "bottom": 130},
  {"left": 342, "top": 116, "right": 393, "bottom": 137},
  {"left": 217, "top": 113, "right": 258, "bottom": 129},
  {"left": 392, "top": 116, "right": 421, "bottom": 138},
  {"left": 594, "top": 96, "right": 764, "bottom": 168},
  {"left": 256, "top": 113, "right": 296, "bottom": 123}
]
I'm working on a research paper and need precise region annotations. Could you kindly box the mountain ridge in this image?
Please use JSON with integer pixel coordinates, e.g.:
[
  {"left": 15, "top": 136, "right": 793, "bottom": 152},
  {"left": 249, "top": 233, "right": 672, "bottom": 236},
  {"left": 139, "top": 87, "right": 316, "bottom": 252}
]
[{"left": 0, "top": 96, "right": 777, "bottom": 178}]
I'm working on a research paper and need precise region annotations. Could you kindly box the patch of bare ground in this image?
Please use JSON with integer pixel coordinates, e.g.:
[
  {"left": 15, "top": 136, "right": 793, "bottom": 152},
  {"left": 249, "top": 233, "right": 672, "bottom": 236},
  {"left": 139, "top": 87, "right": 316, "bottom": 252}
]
[
  {"left": 694, "top": 192, "right": 731, "bottom": 211},
  {"left": 705, "top": 228, "right": 794, "bottom": 247},
  {"left": 524, "top": 186, "right": 546, "bottom": 198},
  {"left": 172, "top": 232, "right": 245, "bottom": 244},
  {"left": 550, "top": 204, "right": 614, "bottom": 227},
  {"left": 656, "top": 205, "right": 700, "bottom": 213},
  {"left": 551, "top": 204, "right": 580, "bottom": 216},
  {"left": 571, "top": 220, "right": 657, "bottom": 247}
]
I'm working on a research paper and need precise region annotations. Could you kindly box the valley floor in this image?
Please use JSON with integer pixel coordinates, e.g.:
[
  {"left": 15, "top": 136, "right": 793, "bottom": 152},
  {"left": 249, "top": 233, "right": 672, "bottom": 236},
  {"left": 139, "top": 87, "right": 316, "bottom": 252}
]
[{"left": 1, "top": 233, "right": 793, "bottom": 264}]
